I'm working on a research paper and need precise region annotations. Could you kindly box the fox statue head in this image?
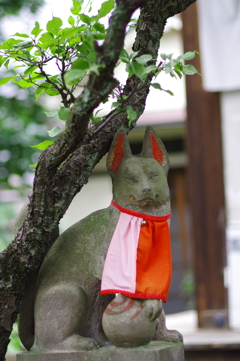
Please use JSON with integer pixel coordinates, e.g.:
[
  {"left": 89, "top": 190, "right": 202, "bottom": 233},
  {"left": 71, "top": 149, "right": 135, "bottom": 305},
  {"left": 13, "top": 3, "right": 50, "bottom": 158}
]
[{"left": 106, "top": 126, "right": 170, "bottom": 216}]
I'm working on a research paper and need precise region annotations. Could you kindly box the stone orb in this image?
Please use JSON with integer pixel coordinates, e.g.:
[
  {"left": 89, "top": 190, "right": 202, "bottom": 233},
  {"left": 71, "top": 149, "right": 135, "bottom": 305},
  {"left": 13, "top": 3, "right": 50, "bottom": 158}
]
[{"left": 102, "top": 294, "right": 156, "bottom": 348}]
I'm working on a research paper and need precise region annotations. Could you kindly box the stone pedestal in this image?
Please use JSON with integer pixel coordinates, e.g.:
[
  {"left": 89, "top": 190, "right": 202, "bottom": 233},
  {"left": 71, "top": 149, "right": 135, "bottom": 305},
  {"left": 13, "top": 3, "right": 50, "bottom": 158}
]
[{"left": 17, "top": 341, "right": 184, "bottom": 361}]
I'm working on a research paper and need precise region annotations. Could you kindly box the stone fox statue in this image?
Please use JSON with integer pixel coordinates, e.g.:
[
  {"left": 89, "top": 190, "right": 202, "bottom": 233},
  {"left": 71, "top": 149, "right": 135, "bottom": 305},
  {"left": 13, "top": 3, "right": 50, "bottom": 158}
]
[{"left": 18, "top": 126, "right": 182, "bottom": 352}]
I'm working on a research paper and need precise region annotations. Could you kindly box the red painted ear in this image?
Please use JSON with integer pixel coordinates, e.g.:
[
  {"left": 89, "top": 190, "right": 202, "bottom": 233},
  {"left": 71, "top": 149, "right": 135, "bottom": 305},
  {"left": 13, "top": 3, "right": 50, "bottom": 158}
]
[
  {"left": 141, "top": 126, "right": 169, "bottom": 173},
  {"left": 106, "top": 129, "right": 132, "bottom": 173}
]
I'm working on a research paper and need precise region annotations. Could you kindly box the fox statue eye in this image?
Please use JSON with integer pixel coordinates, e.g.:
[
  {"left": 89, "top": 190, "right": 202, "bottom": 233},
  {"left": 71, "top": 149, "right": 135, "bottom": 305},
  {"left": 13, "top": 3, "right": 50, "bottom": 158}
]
[
  {"left": 149, "top": 174, "right": 159, "bottom": 181},
  {"left": 124, "top": 177, "right": 138, "bottom": 184}
]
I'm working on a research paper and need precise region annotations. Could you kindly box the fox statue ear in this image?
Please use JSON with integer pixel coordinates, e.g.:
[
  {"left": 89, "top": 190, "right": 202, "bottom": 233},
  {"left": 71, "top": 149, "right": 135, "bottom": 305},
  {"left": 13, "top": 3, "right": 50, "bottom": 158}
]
[
  {"left": 106, "top": 129, "right": 132, "bottom": 174},
  {"left": 141, "top": 126, "right": 170, "bottom": 174}
]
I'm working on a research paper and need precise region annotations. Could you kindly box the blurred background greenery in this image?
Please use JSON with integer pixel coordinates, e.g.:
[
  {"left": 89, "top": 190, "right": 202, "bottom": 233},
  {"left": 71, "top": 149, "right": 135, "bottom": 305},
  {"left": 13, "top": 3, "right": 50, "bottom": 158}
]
[
  {"left": 0, "top": 0, "right": 42, "bottom": 19},
  {"left": 0, "top": 93, "right": 49, "bottom": 191},
  {"left": 0, "top": 0, "right": 46, "bottom": 354}
]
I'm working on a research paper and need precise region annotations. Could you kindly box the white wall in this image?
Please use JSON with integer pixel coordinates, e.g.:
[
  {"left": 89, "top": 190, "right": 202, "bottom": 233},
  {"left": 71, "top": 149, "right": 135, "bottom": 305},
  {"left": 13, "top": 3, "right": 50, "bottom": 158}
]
[
  {"left": 60, "top": 173, "right": 112, "bottom": 232},
  {"left": 221, "top": 90, "right": 240, "bottom": 329}
]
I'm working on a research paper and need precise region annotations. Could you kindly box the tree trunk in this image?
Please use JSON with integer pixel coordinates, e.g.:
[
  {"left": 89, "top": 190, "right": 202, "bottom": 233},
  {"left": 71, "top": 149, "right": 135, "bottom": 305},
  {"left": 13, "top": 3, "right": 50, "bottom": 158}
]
[{"left": 0, "top": 0, "right": 196, "bottom": 359}]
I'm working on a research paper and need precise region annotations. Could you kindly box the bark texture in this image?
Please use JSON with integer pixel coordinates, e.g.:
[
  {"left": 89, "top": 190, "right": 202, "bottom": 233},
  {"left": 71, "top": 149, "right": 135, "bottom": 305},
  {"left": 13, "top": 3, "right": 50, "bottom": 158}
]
[{"left": 0, "top": 0, "right": 196, "bottom": 359}]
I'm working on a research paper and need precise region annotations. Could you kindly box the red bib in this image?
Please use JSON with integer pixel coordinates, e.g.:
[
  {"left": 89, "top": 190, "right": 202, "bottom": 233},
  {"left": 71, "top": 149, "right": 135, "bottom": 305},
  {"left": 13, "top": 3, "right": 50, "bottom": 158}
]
[{"left": 100, "top": 201, "right": 172, "bottom": 302}]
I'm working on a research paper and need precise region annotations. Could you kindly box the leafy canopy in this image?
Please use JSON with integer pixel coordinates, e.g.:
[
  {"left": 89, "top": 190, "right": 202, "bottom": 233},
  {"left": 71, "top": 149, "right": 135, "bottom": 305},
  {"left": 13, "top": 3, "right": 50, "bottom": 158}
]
[{"left": 0, "top": 0, "right": 199, "bottom": 150}]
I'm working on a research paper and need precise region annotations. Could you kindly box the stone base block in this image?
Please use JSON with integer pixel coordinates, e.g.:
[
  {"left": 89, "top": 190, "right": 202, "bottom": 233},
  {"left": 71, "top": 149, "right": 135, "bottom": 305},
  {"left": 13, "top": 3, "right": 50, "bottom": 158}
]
[{"left": 17, "top": 341, "right": 184, "bottom": 361}]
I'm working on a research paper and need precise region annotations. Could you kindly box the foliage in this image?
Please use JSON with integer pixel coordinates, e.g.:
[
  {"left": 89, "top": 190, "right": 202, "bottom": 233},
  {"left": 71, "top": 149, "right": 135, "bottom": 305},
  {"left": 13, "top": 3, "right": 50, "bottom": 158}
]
[
  {"left": 7, "top": 322, "right": 23, "bottom": 354},
  {"left": 0, "top": 0, "right": 43, "bottom": 18},
  {"left": 0, "top": 203, "right": 16, "bottom": 252},
  {"left": 0, "top": 0, "right": 50, "bottom": 190},
  {"left": 0, "top": 0, "right": 116, "bottom": 108},
  {"left": 0, "top": 92, "right": 50, "bottom": 189},
  {"left": 182, "top": 268, "right": 196, "bottom": 310},
  {"left": 0, "top": 1, "right": 199, "bottom": 156}
]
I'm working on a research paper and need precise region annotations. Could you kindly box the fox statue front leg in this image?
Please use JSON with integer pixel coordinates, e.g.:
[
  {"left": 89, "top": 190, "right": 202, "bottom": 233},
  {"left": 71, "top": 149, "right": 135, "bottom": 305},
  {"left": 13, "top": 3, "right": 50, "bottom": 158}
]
[
  {"left": 154, "top": 308, "right": 183, "bottom": 343},
  {"left": 33, "top": 283, "right": 99, "bottom": 351}
]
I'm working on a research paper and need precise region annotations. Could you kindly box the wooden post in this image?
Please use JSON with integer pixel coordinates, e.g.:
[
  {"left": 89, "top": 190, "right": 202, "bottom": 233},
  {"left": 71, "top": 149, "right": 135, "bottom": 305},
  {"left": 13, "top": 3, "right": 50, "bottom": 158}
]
[{"left": 181, "top": 3, "right": 227, "bottom": 326}]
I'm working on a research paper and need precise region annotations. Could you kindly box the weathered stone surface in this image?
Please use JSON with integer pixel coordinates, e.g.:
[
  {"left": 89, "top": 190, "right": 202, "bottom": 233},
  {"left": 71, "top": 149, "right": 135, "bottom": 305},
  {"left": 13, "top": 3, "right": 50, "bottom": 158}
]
[
  {"left": 17, "top": 341, "right": 184, "bottom": 361},
  {"left": 18, "top": 127, "right": 182, "bottom": 352},
  {"left": 102, "top": 294, "right": 159, "bottom": 347}
]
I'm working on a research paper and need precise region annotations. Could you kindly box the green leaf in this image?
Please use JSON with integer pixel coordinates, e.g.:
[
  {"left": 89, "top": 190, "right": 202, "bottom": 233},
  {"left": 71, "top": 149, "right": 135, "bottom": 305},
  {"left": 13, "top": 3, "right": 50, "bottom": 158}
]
[
  {"left": 129, "top": 51, "right": 139, "bottom": 61},
  {"left": 91, "top": 116, "right": 102, "bottom": 124},
  {"left": 24, "top": 65, "right": 38, "bottom": 75},
  {"left": 126, "top": 105, "right": 137, "bottom": 125},
  {"left": 92, "top": 32, "right": 105, "bottom": 40},
  {"left": 45, "top": 88, "right": 60, "bottom": 96},
  {"left": 58, "top": 107, "right": 70, "bottom": 120},
  {"left": 64, "top": 69, "right": 86, "bottom": 84},
  {"left": 44, "top": 110, "right": 58, "bottom": 117},
  {"left": 150, "top": 83, "right": 162, "bottom": 90},
  {"left": 161, "top": 53, "right": 173, "bottom": 61},
  {"left": 59, "top": 27, "right": 81, "bottom": 41},
  {"left": 79, "top": 14, "right": 92, "bottom": 24},
  {"left": 132, "top": 62, "right": 145, "bottom": 78},
  {"left": 71, "top": 58, "right": 90, "bottom": 70},
  {"left": 47, "top": 17, "right": 63, "bottom": 36},
  {"left": 164, "top": 62, "right": 173, "bottom": 74},
  {"left": 77, "top": 43, "right": 89, "bottom": 56},
  {"left": 13, "top": 78, "right": 34, "bottom": 89},
  {"left": 0, "top": 38, "right": 22, "bottom": 49},
  {"left": 182, "top": 64, "right": 199, "bottom": 75},
  {"left": 126, "top": 63, "right": 134, "bottom": 77},
  {"left": 35, "top": 86, "right": 47, "bottom": 99},
  {"left": 165, "top": 89, "right": 174, "bottom": 95},
  {"left": 68, "top": 16, "right": 75, "bottom": 26},
  {"left": 135, "top": 54, "right": 152, "bottom": 65},
  {"left": 93, "top": 22, "right": 105, "bottom": 33},
  {"left": 166, "top": 54, "right": 173, "bottom": 60},
  {"left": 120, "top": 49, "right": 130, "bottom": 64},
  {"left": 120, "top": 56, "right": 129, "bottom": 64},
  {"left": 120, "top": 49, "right": 129, "bottom": 59},
  {"left": 71, "top": 0, "right": 82, "bottom": 15},
  {"left": 12, "top": 41, "right": 33, "bottom": 50},
  {"left": 87, "top": 51, "right": 97, "bottom": 62},
  {"left": 0, "top": 76, "right": 16, "bottom": 86},
  {"left": 4, "top": 59, "right": 10, "bottom": 70},
  {"left": 0, "top": 56, "right": 5, "bottom": 67},
  {"left": 14, "top": 65, "right": 26, "bottom": 69},
  {"left": 68, "top": 37, "right": 81, "bottom": 46},
  {"left": 30, "top": 72, "right": 45, "bottom": 81},
  {"left": 181, "top": 51, "right": 196, "bottom": 61},
  {"left": 143, "top": 64, "right": 158, "bottom": 75},
  {"left": 38, "top": 32, "right": 55, "bottom": 48},
  {"left": 17, "top": 49, "right": 32, "bottom": 61},
  {"left": 29, "top": 163, "right": 38, "bottom": 169},
  {"left": 88, "top": 63, "right": 102, "bottom": 75},
  {"left": 174, "top": 68, "right": 182, "bottom": 79},
  {"left": 31, "top": 22, "right": 42, "bottom": 37},
  {"left": 95, "top": 109, "right": 102, "bottom": 116},
  {"left": 112, "top": 101, "right": 121, "bottom": 108},
  {"left": 12, "top": 33, "right": 29, "bottom": 38},
  {"left": 97, "top": 0, "right": 114, "bottom": 19},
  {"left": 47, "top": 126, "right": 62, "bottom": 138},
  {"left": 31, "top": 140, "right": 54, "bottom": 150}
]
